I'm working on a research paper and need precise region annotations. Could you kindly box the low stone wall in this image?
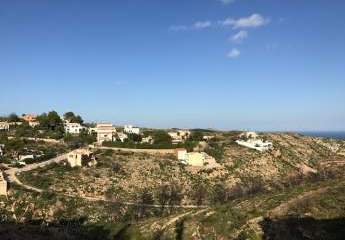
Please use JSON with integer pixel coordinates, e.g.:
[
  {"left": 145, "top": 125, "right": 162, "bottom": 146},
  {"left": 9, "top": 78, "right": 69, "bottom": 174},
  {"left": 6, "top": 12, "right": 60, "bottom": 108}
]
[{"left": 8, "top": 136, "right": 62, "bottom": 144}]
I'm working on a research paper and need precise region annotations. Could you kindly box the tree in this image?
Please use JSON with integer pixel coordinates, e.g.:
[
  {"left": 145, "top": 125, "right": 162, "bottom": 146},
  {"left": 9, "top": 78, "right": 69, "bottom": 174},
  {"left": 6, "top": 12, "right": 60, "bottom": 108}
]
[
  {"left": 136, "top": 189, "right": 154, "bottom": 219},
  {"left": 191, "top": 182, "right": 208, "bottom": 205},
  {"left": 128, "top": 133, "right": 142, "bottom": 143},
  {"left": 8, "top": 113, "right": 20, "bottom": 122},
  {"left": 153, "top": 131, "right": 172, "bottom": 145},
  {"left": 37, "top": 111, "right": 64, "bottom": 139},
  {"left": 39, "top": 111, "right": 63, "bottom": 130},
  {"left": 212, "top": 183, "right": 228, "bottom": 204},
  {"left": 189, "top": 131, "right": 204, "bottom": 141},
  {"left": 63, "top": 112, "right": 84, "bottom": 124}
]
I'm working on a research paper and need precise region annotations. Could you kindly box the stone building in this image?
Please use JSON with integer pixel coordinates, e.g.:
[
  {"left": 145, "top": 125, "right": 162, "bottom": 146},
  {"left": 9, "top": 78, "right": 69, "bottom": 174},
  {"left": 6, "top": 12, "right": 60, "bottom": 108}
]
[{"left": 67, "top": 149, "right": 97, "bottom": 167}]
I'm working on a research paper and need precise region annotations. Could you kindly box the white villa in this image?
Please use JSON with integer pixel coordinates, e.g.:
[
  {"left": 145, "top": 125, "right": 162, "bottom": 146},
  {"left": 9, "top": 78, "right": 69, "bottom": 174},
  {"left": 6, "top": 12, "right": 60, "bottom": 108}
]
[
  {"left": 67, "top": 149, "right": 96, "bottom": 167},
  {"left": 88, "top": 127, "right": 97, "bottom": 134},
  {"left": 64, "top": 122, "right": 85, "bottom": 134},
  {"left": 124, "top": 125, "right": 140, "bottom": 135},
  {"left": 0, "top": 122, "right": 10, "bottom": 131},
  {"left": 0, "top": 171, "right": 8, "bottom": 196},
  {"left": 141, "top": 136, "right": 153, "bottom": 144},
  {"left": 96, "top": 123, "right": 116, "bottom": 144},
  {"left": 168, "top": 129, "right": 191, "bottom": 144},
  {"left": 117, "top": 132, "right": 128, "bottom": 142},
  {"left": 236, "top": 132, "right": 273, "bottom": 152},
  {"left": 29, "top": 121, "right": 40, "bottom": 128}
]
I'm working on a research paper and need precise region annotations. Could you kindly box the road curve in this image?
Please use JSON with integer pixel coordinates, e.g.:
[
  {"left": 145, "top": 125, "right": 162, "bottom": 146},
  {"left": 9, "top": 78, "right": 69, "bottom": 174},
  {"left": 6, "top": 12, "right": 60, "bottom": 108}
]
[
  {"left": 4, "top": 150, "right": 208, "bottom": 209},
  {"left": 4, "top": 153, "right": 70, "bottom": 193}
]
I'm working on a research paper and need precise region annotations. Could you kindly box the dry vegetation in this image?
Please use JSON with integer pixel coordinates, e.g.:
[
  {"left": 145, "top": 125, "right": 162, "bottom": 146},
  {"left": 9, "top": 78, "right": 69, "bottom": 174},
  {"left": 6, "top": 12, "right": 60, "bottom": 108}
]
[{"left": 2, "top": 132, "right": 345, "bottom": 239}]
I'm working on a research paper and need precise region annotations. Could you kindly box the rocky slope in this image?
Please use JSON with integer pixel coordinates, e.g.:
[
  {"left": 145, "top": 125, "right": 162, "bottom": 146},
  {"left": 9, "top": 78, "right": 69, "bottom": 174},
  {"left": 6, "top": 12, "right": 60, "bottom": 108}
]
[{"left": 1, "top": 132, "right": 345, "bottom": 239}]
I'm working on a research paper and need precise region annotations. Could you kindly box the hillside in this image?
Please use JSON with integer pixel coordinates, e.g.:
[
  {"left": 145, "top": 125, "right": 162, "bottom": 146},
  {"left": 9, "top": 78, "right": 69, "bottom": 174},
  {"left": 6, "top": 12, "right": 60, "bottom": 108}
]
[{"left": 1, "top": 132, "right": 345, "bottom": 239}]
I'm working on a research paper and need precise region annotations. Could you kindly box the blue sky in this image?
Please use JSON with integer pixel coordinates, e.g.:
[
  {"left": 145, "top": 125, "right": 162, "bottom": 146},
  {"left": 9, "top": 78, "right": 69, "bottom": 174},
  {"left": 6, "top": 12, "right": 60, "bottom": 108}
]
[{"left": 1, "top": 0, "right": 344, "bottom": 131}]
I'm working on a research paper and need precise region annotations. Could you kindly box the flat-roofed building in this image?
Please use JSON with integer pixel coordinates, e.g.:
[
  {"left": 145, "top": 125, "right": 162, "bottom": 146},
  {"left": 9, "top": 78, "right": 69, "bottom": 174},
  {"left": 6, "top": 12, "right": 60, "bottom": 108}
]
[
  {"left": 29, "top": 121, "right": 40, "bottom": 128},
  {"left": 124, "top": 125, "right": 140, "bottom": 135},
  {"left": 168, "top": 129, "right": 191, "bottom": 144},
  {"left": 175, "top": 148, "right": 187, "bottom": 162},
  {"left": 96, "top": 123, "right": 116, "bottom": 144},
  {"left": 0, "top": 122, "right": 10, "bottom": 131},
  {"left": 65, "top": 122, "right": 85, "bottom": 134},
  {"left": 21, "top": 114, "right": 37, "bottom": 122},
  {"left": 67, "top": 149, "right": 97, "bottom": 167},
  {"left": 141, "top": 136, "right": 153, "bottom": 144},
  {"left": 117, "top": 132, "right": 128, "bottom": 142},
  {"left": 235, "top": 138, "right": 273, "bottom": 152},
  {"left": 178, "top": 151, "right": 219, "bottom": 168}
]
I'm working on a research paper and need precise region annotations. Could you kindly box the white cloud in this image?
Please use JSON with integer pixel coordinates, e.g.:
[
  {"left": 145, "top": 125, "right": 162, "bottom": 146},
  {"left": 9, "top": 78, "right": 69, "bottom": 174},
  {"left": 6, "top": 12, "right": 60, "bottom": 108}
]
[
  {"left": 227, "top": 48, "right": 241, "bottom": 58},
  {"left": 193, "top": 21, "right": 212, "bottom": 29},
  {"left": 218, "top": 0, "right": 236, "bottom": 4},
  {"left": 220, "top": 14, "right": 269, "bottom": 29},
  {"left": 170, "top": 21, "right": 212, "bottom": 31},
  {"left": 230, "top": 30, "right": 248, "bottom": 43}
]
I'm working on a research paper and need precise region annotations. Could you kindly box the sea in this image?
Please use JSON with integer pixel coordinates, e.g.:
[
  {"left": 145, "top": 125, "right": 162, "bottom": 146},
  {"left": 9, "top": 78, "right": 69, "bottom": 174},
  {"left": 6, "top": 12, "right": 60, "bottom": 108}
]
[{"left": 299, "top": 131, "right": 345, "bottom": 140}]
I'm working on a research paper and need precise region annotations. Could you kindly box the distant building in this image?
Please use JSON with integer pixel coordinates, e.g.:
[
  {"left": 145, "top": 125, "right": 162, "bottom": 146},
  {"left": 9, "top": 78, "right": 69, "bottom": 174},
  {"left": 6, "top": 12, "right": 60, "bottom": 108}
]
[
  {"left": 29, "top": 121, "right": 40, "bottom": 128},
  {"left": 9, "top": 122, "right": 22, "bottom": 126},
  {"left": 117, "top": 132, "right": 128, "bottom": 142},
  {"left": 203, "top": 135, "right": 214, "bottom": 141},
  {"left": 88, "top": 127, "right": 97, "bottom": 134},
  {"left": 176, "top": 149, "right": 218, "bottom": 168},
  {"left": 67, "top": 149, "right": 97, "bottom": 167},
  {"left": 141, "top": 136, "right": 153, "bottom": 144},
  {"left": 184, "top": 152, "right": 205, "bottom": 167},
  {"left": 168, "top": 129, "right": 191, "bottom": 144},
  {"left": 21, "top": 114, "right": 37, "bottom": 123},
  {"left": 177, "top": 149, "right": 219, "bottom": 168},
  {"left": 124, "top": 125, "right": 140, "bottom": 135},
  {"left": 0, "top": 122, "right": 10, "bottom": 131},
  {"left": 175, "top": 148, "right": 187, "bottom": 161},
  {"left": 236, "top": 137, "right": 273, "bottom": 152},
  {"left": 64, "top": 122, "right": 85, "bottom": 134},
  {"left": 0, "top": 171, "right": 8, "bottom": 196},
  {"left": 96, "top": 123, "right": 116, "bottom": 144},
  {"left": 21, "top": 114, "right": 39, "bottom": 128}
]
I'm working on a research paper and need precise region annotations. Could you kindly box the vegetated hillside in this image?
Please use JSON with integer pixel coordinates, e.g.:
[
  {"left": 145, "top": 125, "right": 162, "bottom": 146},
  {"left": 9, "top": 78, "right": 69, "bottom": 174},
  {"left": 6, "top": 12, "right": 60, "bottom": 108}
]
[
  {"left": 218, "top": 132, "right": 344, "bottom": 192},
  {"left": 1, "top": 132, "right": 345, "bottom": 239},
  {"left": 137, "top": 166, "right": 345, "bottom": 240}
]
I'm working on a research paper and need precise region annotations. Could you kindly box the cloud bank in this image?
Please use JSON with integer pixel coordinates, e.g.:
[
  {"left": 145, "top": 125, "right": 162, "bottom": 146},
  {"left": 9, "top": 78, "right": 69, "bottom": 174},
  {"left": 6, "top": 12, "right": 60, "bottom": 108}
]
[{"left": 220, "top": 14, "right": 269, "bottom": 29}]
